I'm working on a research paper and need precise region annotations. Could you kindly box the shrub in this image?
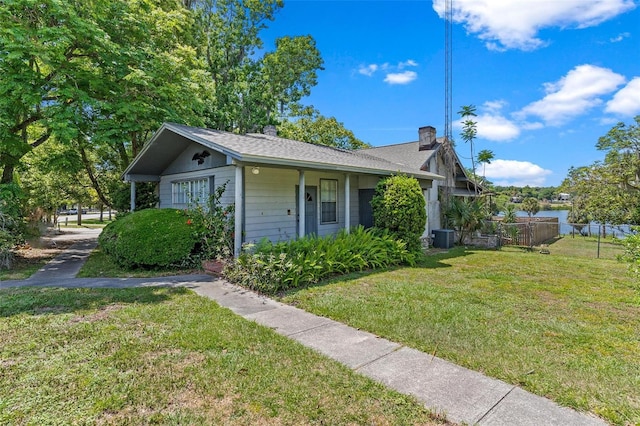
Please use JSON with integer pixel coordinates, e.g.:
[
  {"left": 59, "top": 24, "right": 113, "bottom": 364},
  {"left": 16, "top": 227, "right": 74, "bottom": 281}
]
[
  {"left": 224, "top": 226, "right": 415, "bottom": 294},
  {"left": 186, "top": 181, "right": 234, "bottom": 260},
  {"left": 99, "top": 208, "right": 201, "bottom": 269},
  {"left": 371, "top": 175, "right": 426, "bottom": 252},
  {"left": 0, "top": 184, "right": 25, "bottom": 270},
  {"left": 0, "top": 227, "right": 14, "bottom": 270}
]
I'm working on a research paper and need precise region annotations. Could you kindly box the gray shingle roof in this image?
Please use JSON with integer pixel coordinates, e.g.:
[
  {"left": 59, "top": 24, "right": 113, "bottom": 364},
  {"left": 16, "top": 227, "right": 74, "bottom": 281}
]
[
  {"left": 359, "top": 140, "right": 442, "bottom": 171},
  {"left": 361, "top": 138, "right": 476, "bottom": 181},
  {"left": 125, "top": 123, "right": 444, "bottom": 181}
]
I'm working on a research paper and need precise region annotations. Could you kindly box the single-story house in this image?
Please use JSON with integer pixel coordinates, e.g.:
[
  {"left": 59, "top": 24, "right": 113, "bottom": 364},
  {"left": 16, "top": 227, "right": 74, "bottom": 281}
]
[{"left": 122, "top": 123, "right": 475, "bottom": 254}]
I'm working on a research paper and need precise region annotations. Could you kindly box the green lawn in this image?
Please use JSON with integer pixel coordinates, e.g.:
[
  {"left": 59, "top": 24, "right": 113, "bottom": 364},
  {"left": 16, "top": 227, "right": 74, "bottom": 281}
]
[
  {"left": 538, "top": 234, "right": 625, "bottom": 260},
  {"left": 0, "top": 262, "right": 42, "bottom": 281},
  {"left": 0, "top": 287, "right": 446, "bottom": 425},
  {"left": 282, "top": 238, "right": 640, "bottom": 425}
]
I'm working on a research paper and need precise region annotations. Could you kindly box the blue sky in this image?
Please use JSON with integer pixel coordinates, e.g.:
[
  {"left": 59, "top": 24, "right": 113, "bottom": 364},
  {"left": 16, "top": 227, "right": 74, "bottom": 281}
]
[{"left": 260, "top": 0, "right": 640, "bottom": 187}]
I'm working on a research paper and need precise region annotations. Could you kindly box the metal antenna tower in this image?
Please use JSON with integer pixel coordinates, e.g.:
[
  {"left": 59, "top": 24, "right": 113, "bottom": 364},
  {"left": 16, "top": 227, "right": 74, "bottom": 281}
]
[
  {"left": 442, "top": 0, "right": 454, "bottom": 226},
  {"left": 444, "top": 0, "right": 453, "bottom": 146}
]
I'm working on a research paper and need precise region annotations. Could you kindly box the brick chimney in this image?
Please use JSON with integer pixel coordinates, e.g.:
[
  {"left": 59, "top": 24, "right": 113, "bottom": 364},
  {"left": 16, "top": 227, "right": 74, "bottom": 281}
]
[
  {"left": 263, "top": 125, "right": 277, "bottom": 136},
  {"left": 418, "top": 126, "right": 436, "bottom": 151}
]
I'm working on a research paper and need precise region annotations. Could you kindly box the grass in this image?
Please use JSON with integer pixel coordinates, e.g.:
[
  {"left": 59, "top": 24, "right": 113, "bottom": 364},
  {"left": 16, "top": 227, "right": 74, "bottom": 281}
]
[
  {"left": 57, "top": 217, "right": 113, "bottom": 228},
  {"left": 282, "top": 237, "right": 640, "bottom": 425},
  {"left": 542, "top": 234, "right": 625, "bottom": 260},
  {"left": 0, "top": 262, "right": 42, "bottom": 281},
  {"left": 76, "top": 248, "right": 200, "bottom": 278},
  {"left": 0, "top": 286, "right": 447, "bottom": 425}
]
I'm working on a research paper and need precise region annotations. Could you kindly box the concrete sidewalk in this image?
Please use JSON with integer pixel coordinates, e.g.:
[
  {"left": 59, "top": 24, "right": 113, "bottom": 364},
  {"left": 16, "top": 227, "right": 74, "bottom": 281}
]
[
  {"left": 190, "top": 280, "right": 606, "bottom": 426},
  {"left": 1, "top": 235, "right": 608, "bottom": 425}
]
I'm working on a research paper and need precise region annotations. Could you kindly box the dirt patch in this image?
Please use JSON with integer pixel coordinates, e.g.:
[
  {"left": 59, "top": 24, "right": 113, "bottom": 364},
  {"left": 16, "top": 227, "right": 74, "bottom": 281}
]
[
  {"left": 0, "top": 358, "right": 18, "bottom": 368},
  {"left": 11, "top": 241, "right": 75, "bottom": 265},
  {"left": 69, "top": 304, "right": 125, "bottom": 323}
]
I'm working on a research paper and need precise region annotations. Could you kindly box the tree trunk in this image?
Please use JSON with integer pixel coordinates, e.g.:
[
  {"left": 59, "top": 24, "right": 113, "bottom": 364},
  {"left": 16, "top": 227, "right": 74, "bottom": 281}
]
[
  {"left": 78, "top": 141, "right": 112, "bottom": 208},
  {"left": 0, "top": 163, "right": 14, "bottom": 184}
]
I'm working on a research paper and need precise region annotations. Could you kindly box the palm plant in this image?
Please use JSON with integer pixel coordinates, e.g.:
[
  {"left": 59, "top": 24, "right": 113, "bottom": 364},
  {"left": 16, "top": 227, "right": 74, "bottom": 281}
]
[
  {"left": 458, "top": 105, "right": 478, "bottom": 194},
  {"left": 477, "top": 149, "right": 494, "bottom": 184},
  {"left": 445, "top": 197, "right": 487, "bottom": 244}
]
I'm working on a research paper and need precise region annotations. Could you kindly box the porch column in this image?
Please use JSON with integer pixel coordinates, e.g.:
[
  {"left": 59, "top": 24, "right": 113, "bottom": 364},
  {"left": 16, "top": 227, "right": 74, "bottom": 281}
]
[
  {"left": 344, "top": 174, "right": 350, "bottom": 233},
  {"left": 298, "top": 170, "right": 305, "bottom": 238},
  {"left": 130, "top": 181, "right": 136, "bottom": 212},
  {"left": 234, "top": 165, "right": 243, "bottom": 256}
]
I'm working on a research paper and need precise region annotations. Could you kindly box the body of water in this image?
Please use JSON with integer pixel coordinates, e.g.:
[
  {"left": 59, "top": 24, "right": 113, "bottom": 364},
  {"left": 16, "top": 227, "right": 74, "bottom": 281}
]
[{"left": 513, "top": 209, "right": 632, "bottom": 237}]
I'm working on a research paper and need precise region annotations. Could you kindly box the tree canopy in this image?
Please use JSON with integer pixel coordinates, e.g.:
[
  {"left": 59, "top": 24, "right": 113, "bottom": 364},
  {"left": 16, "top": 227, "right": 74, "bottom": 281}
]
[
  {"left": 0, "top": 0, "right": 210, "bottom": 185},
  {"left": 1, "top": 0, "right": 330, "bottom": 218},
  {"left": 522, "top": 197, "right": 540, "bottom": 217},
  {"left": 561, "top": 116, "right": 640, "bottom": 225},
  {"left": 278, "top": 105, "right": 368, "bottom": 150}
]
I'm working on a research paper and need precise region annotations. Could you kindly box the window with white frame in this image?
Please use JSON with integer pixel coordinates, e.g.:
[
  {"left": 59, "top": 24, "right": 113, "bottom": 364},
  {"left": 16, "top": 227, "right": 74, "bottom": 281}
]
[
  {"left": 172, "top": 178, "right": 211, "bottom": 206},
  {"left": 320, "top": 179, "right": 338, "bottom": 224}
]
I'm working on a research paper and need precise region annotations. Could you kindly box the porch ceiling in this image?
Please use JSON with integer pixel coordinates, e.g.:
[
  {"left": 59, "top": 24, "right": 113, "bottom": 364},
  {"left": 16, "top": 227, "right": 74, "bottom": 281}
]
[{"left": 124, "top": 130, "right": 192, "bottom": 179}]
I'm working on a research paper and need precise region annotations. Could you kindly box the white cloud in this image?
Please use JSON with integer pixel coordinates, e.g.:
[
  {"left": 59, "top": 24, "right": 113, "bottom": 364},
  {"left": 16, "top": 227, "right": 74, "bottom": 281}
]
[
  {"left": 357, "top": 60, "right": 418, "bottom": 84},
  {"left": 605, "top": 77, "right": 640, "bottom": 116},
  {"left": 358, "top": 64, "right": 378, "bottom": 77},
  {"left": 484, "top": 159, "right": 553, "bottom": 187},
  {"left": 520, "top": 122, "right": 544, "bottom": 131},
  {"left": 384, "top": 71, "right": 418, "bottom": 85},
  {"left": 610, "top": 32, "right": 631, "bottom": 42},
  {"left": 454, "top": 101, "right": 520, "bottom": 141},
  {"left": 517, "top": 64, "right": 626, "bottom": 125},
  {"left": 432, "top": 0, "right": 636, "bottom": 51},
  {"left": 476, "top": 114, "right": 520, "bottom": 141},
  {"left": 398, "top": 59, "right": 418, "bottom": 69},
  {"left": 483, "top": 100, "right": 508, "bottom": 113}
]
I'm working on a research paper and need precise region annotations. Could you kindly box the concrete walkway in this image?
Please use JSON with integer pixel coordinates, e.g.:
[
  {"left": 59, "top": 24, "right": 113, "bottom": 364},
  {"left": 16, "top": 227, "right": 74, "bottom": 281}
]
[{"left": 0, "top": 232, "right": 608, "bottom": 426}]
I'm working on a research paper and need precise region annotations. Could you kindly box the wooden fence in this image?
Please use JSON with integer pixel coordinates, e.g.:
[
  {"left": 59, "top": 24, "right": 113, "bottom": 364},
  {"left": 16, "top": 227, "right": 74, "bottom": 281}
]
[{"left": 494, "top": 217, "right": 560, "bottom": 247}]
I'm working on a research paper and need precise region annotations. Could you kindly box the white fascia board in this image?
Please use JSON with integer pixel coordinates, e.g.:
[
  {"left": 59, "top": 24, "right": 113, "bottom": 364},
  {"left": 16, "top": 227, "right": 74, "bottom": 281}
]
[
  {"left": 123, "top": 174, "right": 161, "bottom": 182},
  {"left": 165, "top": 123, "right": 243, "bottom": 160}
]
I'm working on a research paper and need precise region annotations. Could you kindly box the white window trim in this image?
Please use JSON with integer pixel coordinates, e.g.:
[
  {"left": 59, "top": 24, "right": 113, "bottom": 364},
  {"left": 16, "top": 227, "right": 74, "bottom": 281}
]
[
  {"left": 171, "top": 177, "right": 212, "bottom": 206},
  {"left": 320, "top": 179, "right": 338, "bottom": 224}
]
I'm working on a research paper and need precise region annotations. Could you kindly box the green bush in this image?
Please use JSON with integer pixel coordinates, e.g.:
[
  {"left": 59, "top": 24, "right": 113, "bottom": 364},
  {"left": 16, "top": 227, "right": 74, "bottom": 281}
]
[
  {"left": 0, "top": 183, "right": 25, "bottom": 270},
  {"left": 99, "top": 208, "right": 202, "bottom": 269},
  {"left": 371, "top": 175, "right": 426, "bottom": 252},
  {"left": 186, "top": 181, "right": 234, "bottom": 260},
  {"left": 225, "top": 226, "right": 416, "bottom": 294}
]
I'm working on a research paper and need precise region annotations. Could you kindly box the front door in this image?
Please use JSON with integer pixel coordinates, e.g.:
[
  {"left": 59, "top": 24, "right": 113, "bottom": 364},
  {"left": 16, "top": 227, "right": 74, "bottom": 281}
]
[
  {"left": 359, "top": 189, "right": 375, "bottom": 229},
  {"left": 296, "top": 186, "right": 317, "bottom": 237}
]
